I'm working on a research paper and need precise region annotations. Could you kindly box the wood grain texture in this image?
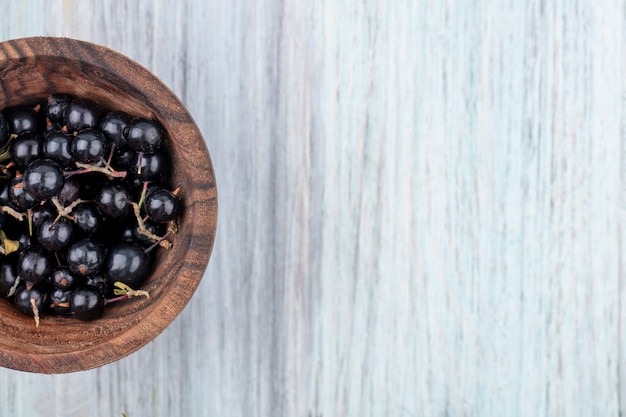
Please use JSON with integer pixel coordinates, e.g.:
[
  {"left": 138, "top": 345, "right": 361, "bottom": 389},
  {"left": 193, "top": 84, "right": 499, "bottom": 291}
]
[{"left": 0, "top": 0, "right": 623, "bottom": 415}]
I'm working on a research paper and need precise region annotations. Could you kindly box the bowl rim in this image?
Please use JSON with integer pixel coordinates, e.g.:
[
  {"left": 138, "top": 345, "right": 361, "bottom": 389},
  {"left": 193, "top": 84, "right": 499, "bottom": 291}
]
[{"left": 0, "top": 36, "right": 218, "bottom": 373}]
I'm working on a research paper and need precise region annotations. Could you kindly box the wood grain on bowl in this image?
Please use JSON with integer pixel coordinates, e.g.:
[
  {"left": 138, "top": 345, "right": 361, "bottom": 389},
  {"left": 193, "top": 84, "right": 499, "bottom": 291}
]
[{"left": 0, "top": 37, "right": 217, "bottom": 374}]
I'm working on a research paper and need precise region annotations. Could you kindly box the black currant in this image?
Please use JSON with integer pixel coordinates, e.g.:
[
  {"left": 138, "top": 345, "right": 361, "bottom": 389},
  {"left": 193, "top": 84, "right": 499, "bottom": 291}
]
[
  {"left": 38, "top": 217, "right": 74, "bottom": 252},
  {"left": 65, "top": 238, "right": 105, "bottom": 276},
  {"left": 52, "top": 266, "right": 76, "bottom": 290},
  {"left": 0, "top": 256, "right": 18, "bottom": 297},
  {"left": 31, "top": 204, "right": 56, "bottom": 230},
  {"left": 17, "top": 246, "right": 52, "bottom": 288},
  {"left": 10, "top": 131, "right": 42, "bottom": 170},
  {"left": 145, "top": 187, "right": 181, "bottom": 223},
  {"left": 130, "top": 150, "right": 171, "bottom": 183},
  {"left": 45, "top": 94, "right": 73, "bottom": 124},
  {"left": 43, "top": 130, "right": 75, "bottom": 168},
  {"left": 85, "top": 273, "right": 109, "bottom": 295},
  {"left": 71, "top": 128, "right": 109, "bottom": 164},
  {"left": 14, "top": 285, "right": 46, "bottom": 319},
  {"left": 126, "top": 117, "right": 164, "bottom": 153},
  {"left": 0, "top": 94, "right": 184, "bottom": 322},
  {"left": 100, "top": 111, "right": 131, "bottom": 149},
  {"left": 55, "top": 177, "right": 80, "bottom": 206},
  {"left": 4, "top": 105, "right": 43, "bottom": 135},
  {"left": 23, "top": 159, "right": 65, "bottom": 201},
  {"left": 0, "top": 180, "right": 16, "bottom": 209},
  {"left": 49, "top": 287, "right": 72, "bottom": 315},
  {"left": 70, "top": 285, "right": 105, "bottom": 321},
  {"left": 9, "top": 176, "right": 38, "bottom": 210},
  {"left": 73, "top": 202, "right": 103, "bottom": 235},
  {"left": 95, "top": 182, "right": 130, "bottom": 218},
  {"left": 110, "top": 148, "right": 134, "bottom": 171},
  {"left": 64, "top": 98, "right": 103, "bottom": 133},
  {"left": 104, "top": 242, "right": 151, "bottom": 288}
]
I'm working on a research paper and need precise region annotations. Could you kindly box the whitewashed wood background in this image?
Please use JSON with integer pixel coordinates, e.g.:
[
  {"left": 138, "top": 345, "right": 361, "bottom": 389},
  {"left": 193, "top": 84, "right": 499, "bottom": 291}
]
[{"left": 0, "top": 0, "right": 623, "bottom": 416}]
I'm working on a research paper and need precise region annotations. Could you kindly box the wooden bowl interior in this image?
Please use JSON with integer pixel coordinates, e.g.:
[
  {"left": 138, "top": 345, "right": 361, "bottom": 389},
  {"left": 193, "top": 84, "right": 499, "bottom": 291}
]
[{"left": 0, "top": 38, "right": 217, "bottom": 373}]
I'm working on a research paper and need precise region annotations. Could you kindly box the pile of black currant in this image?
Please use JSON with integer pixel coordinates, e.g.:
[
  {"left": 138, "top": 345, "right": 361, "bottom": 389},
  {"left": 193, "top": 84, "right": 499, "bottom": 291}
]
[{"left": 0, "top": 94, "right": 182, "bottom": 325}]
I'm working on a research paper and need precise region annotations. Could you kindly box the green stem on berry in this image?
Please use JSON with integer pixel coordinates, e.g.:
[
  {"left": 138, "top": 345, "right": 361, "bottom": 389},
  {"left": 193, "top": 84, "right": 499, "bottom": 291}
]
[
  {"left": 105, "top": 282, "right": 149, "bottom": 305},
  {"left": 0, "top": 230, "right": 19, "bottom": 255},
  {"left": 137, "top": 152, "right": 143, "bottom": 175},
  {"left": 137, "top": 181, "right": 148, "bottom": 210},
  {"left": 130, "top": 201, "right": 147, "bottom": 229},
  {"left": 0, "top": 134, "right": 17, "bottom": 163}
]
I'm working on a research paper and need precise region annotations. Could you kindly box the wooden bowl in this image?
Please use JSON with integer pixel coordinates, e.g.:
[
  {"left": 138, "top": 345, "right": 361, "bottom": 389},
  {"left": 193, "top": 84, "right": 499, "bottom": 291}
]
[{"left": 0, "top": 37, "right": 217, "bottom": 373}]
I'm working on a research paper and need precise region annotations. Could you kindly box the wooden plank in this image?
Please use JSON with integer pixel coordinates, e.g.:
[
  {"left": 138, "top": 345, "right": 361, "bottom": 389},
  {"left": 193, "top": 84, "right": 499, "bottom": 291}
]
[{"left": 0, "top": 0, "right": 623, "bottom": 415}]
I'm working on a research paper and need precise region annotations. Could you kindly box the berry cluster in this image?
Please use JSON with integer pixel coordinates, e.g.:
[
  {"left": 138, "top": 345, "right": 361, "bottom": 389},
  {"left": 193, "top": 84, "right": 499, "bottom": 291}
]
[{"left": 0, "top": 94, "right": 182, "bottom": 325}]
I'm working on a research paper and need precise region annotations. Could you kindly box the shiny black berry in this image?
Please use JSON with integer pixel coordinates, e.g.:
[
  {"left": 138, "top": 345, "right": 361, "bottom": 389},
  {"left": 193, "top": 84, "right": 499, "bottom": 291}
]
[
  {"left": 126, "top": 117, "right": 164, "bottom": 153},
  {"left": 70, "top": 285, "right": 105, "bottom": 321},
  {"left": 0, "top": 180, "right": 15, "bottom": 209},
  {"left": 49, "top": 287, "right": 72, "bottom": 315},
  {"left": 38, "top": 218, "right": 74, "bottom": 252},
  {"left": 110, "top": 148, "right": 134, "bottom": 171},
  {"left": 45, "top": 94, "right": 73, "bottom": 124},
  {"left": 14, "top": 285, "right": 46, "bottom": 318},
  {"left": 17, "top": 246, "right": 52, "bottom": 288},
  {"left": 9, "top": 176, "right": 38, "bottom": 210},
  {"left": 71, "top": 128, "right": 109, "bottom": 164},
  {"left": 52, "top": 266, "right": 76, "bottom": 289},
  {"left": 104, "top": 242, "right": 151, "bottom": 288},
  {"left": 0, "top": 257, "right": 18, "bottom": 297},
  {"left": 95, "top": 182, "right": 130, "bottom": 218},
  {"left": 130, "top": 150, "right": 171, "bottom": 183},
  {"left": 145, "top": 187, "right": 181, "bottom": 223},
  {"left": 65, "top": 238, "right": 105, "bottom": 276},
  {"left": 31, "top": 204, "right": 56, "bottom": 230},
  {"left": 100, "top": 111, "right": 131, "bottom": 149},
  {"left": 73, "top": 203, "right": 103, "bottom": 235},
  {"left": 56, "top": 177, "right": 80, "bottom": 206},
  {"left": 10, "top": 132, "right": 42, "bottom": 169},
  {"left": 23, "top": 159, "right": 65, "bottom": 201},
  {"left": 4, "top": 105, "right": 43, "bottom": 135},
  {"left": 64, "top": 98, "right": 103, "bottom": 133},
  {"left": 43, "top": 130, "right": 74, "bottom": 168},
  {"left": 85, "top": 273, "right": 109, "bottom": 295}
]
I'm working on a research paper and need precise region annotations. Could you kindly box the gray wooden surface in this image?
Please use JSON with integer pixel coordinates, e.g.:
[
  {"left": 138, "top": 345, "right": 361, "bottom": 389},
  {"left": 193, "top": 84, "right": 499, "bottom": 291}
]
[{"left": 0, "top": 0, "right": 623, "bottom": 416}]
